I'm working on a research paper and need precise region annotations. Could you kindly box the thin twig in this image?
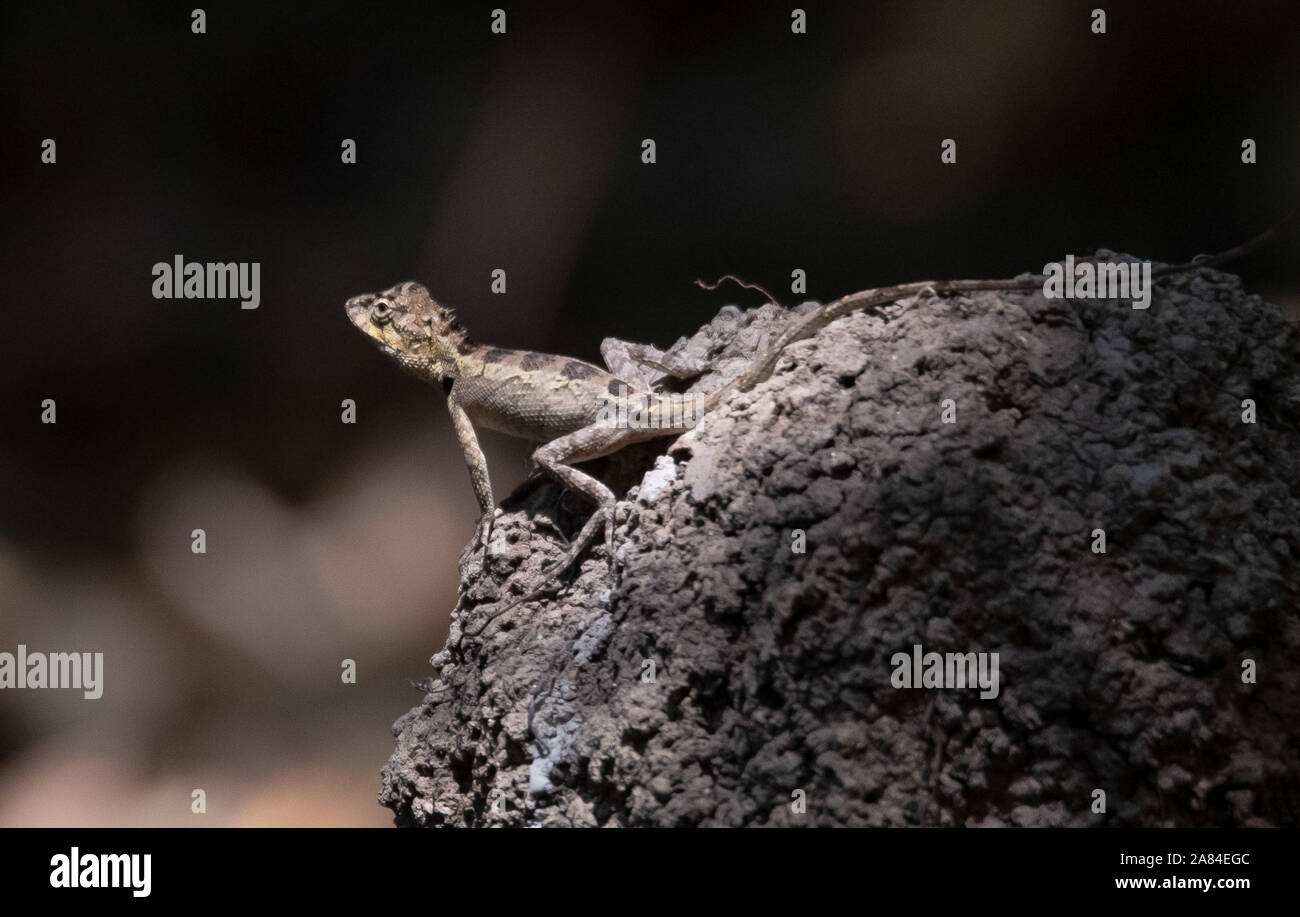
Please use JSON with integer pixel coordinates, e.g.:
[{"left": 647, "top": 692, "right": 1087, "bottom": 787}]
[
  {"left": 1154, "top": 201, "right": 1298, "bottom": 277},
  {"left": 696, "top": 274, "right": 783, "bottom": 307}
]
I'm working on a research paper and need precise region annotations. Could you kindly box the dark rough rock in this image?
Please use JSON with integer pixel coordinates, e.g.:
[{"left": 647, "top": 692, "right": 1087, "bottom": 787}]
[{"left": 380, "top": 258, "right": 1300, "bottom": 827}]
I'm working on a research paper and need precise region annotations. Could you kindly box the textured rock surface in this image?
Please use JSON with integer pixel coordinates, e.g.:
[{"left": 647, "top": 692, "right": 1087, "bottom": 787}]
[{"left": 380, "top": 259, "right": 1300, "bottom": 827}]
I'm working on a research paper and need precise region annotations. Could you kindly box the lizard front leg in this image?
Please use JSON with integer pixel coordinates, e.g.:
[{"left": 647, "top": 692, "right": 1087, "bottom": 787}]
[{"left": 447, "top": 396, "right": 497, "bottom": 551}]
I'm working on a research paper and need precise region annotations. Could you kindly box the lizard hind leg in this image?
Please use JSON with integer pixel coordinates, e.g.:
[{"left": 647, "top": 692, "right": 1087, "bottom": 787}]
[
  {"left": 466, "top": 423, "right": 656, "bottom": 637},
  {"left": 528, "top": 424, "right": 630, "bottom": 571}
]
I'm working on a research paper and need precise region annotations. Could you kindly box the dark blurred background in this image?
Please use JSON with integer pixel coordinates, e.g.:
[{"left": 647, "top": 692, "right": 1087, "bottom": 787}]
[{"left": 0, "top": 0, "right": 1296, "bottom": 825}]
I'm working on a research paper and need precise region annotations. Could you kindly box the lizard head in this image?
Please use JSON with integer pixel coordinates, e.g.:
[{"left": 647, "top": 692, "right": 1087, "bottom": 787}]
[{"left": 344, "top": 281, "right": 471, "bottom": 379}]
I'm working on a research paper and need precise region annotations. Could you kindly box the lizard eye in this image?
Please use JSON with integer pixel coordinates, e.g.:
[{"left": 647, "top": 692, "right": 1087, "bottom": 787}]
[{"left": 372, "top": 299, "right": 392, "bottom": 324}]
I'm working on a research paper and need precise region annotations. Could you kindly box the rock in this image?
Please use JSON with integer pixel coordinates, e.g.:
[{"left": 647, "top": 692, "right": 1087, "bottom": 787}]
[{"left": 380, "top": 263, "right": 1300, "bottom": 827}]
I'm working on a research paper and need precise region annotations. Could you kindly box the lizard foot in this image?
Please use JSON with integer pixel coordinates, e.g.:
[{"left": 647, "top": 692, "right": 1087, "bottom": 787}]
[
  {"left": 475, "top": 508, "right": 501, "bottom": 551},
  {"left": 462, "top": 508, "right": 503, "bottom": 580},
  {"left": 534, "top": 492, "right": 575, "bottom": 545},
  {"left": 463, "top": 504, "right": 614, "bottom": 638}
]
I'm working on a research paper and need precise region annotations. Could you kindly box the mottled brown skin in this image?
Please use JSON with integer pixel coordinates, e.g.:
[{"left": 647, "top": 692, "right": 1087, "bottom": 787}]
[{"left": 345, "top": 229, "right": 1273, "bottom": 629}]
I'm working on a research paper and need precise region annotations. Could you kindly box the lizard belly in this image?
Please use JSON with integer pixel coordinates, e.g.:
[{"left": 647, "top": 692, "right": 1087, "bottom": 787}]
[{"left": 456, "top": 373, "right": 611, "bottom": 442}]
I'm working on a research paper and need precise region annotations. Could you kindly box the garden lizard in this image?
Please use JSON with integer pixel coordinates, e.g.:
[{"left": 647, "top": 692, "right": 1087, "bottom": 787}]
[{"left": 344, "top": 213, "right": 1289, "bottom": 630}]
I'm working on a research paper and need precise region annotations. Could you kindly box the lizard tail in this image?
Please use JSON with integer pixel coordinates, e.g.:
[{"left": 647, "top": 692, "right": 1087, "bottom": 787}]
[
  {"left": 702, "top": 277, "right": 1043, "bottom": 412},
  {"left": 704, "top": 202, "right": 1298, "bottom": 412}
]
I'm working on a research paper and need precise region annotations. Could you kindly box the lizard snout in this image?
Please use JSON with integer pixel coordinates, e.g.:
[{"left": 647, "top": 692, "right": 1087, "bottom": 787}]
[{"left": 344, "top": 294, "right": 374, "bottom": 324}]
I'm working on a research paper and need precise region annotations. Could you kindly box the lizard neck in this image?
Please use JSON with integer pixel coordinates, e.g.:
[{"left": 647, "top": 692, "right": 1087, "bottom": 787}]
[
  {"left": 390, "top": 330, "right": 472, "bottom": 387},
  {"left": 444, "top": 336, "right": 483, "bottom": 382}
]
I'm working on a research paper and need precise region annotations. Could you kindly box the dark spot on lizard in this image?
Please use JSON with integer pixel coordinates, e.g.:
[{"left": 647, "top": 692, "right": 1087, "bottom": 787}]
[
  {"left": 520, "top": 352, "right": 547, "bottom": 371},
  {"left": 562, "top": 361, "right": 599, "bottom": 380},
  {"left": 456, "top": 339, "right": 477, "bottom": 356},
  {"left": 608, "top": 379, "right": 629, "bottom": 396},
  {"left": 482, "top": 348, "right": 512, "bottom": 364}
]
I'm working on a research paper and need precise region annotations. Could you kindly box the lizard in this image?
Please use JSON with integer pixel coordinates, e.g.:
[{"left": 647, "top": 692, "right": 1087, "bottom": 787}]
[{"left": 344, "top": 211, "right": 1291, "bottom": 634}]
